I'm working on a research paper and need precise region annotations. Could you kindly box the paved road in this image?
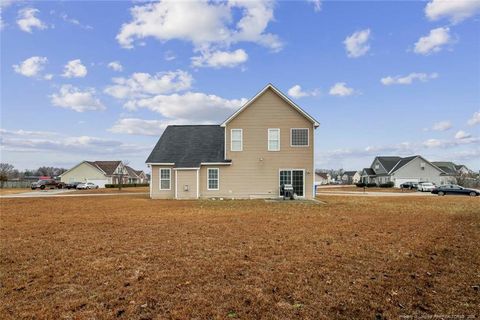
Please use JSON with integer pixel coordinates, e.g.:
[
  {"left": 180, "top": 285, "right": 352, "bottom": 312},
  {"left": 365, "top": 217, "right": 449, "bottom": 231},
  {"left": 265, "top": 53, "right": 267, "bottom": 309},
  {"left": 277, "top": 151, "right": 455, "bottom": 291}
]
[{"left": 316, "top": 191, "right": 436, "bottom": 197}]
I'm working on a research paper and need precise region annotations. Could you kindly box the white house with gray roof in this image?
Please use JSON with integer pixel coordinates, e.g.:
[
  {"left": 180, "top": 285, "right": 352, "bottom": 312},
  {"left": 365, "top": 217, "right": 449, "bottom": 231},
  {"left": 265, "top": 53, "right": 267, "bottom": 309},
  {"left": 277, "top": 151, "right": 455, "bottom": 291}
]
[{"left": 361, "top": 155, "right": 456, "bottom": 187}]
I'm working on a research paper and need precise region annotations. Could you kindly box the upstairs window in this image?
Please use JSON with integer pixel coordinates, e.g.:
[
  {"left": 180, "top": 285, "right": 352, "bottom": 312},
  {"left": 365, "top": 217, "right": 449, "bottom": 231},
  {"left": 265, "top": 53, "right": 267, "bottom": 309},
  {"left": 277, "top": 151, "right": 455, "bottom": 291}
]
[
  {"left": 268, "top": 128, "right": 280, "bottom": 151},
  {"left": 231, "top": 129, "right": 243, "bottom": 151},
  {"left": 291, "top": 128, "right": 309, "bottom": 146},
  {"left": 159, "top": 168, "right": 171, "bottom": 190},
  {"left": 207, "top": 168, "right": 219, "bottom": 190}
]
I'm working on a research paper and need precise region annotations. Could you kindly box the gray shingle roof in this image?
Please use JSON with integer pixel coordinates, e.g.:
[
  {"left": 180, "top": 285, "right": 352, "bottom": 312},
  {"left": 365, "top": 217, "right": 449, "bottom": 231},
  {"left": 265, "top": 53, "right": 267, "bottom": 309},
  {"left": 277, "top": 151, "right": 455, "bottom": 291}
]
[
  {"left": 146, "top": 125, "right": 230, "bottom": 167},
  {"left": 390, "top": 156, "right": 417, "bottom": 173},
  {"left": 376, "top": 156, "right": 402, "bottom": 172},
  {"left": 343, "top": 171, "right": 357, "bottom": 177},
  {"left": 363, "top": 168, "right": 375, "bottom": 175}
]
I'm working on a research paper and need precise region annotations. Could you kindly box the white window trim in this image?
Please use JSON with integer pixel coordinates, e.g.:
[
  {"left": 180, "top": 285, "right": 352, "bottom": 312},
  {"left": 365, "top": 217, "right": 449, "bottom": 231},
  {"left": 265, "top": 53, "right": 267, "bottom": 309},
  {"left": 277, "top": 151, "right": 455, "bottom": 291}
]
[
  {"left": 230, "top": 128, "right": 243, "bottom": 152},
  {"left": 268, "top": 128, "right": 281, "bottom": 151},
  {"left": 207, "top": 168, "right": 220, "bottom": 191},
  {"left": 290, "top": 128, "right": 309, "bottom": 147},
  {"left": 159, "top": 168, "right": 171, "bottom": 190}
]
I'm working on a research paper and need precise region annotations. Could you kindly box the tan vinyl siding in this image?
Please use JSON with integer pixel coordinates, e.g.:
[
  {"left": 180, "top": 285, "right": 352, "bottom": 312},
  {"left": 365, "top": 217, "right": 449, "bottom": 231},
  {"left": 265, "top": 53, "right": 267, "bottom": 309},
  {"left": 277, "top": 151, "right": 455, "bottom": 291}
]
[
  {"left": 60, "top": 162, "right": 107, "bottom": 183},
  {"left": 200, "top": 88, "right": 315, "bottom": 199},
  {"left": 150, "top": 165, "right": 175, "bottom": 199},
  {"left": 175, "top": 170, "right": 198, "bottom": 199}
]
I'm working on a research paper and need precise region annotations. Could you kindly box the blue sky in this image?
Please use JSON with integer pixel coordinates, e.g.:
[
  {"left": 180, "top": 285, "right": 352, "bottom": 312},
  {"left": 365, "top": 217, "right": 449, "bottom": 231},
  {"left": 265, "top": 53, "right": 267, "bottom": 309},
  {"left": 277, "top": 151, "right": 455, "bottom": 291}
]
[{"left": 1, "top": 0, "right": 479, "bottom": 172}]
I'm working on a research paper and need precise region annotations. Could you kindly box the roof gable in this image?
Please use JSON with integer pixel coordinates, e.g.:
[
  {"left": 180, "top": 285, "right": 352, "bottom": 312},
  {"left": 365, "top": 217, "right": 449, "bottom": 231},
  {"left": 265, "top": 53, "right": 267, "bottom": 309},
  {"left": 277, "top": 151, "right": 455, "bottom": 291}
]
[
  {"left": 93, "top": 161, "right": 122, "bottom": 175},
  {"left": 220, "top": 84, "right": 320, "bottom": 128}
]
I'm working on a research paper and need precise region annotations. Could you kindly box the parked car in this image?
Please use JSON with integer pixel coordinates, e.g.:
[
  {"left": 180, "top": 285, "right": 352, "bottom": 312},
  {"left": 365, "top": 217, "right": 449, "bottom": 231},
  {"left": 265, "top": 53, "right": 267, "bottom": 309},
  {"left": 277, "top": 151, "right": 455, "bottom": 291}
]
[
  {"left": 31, "top": 179, "right": 63, "bottom": 190},
  {"left": 432, "top": 185, "right": 479, "bottom": 197},
  {"left": 65, "top": 181, "right": 82, "bottom": 189},
  {"left": 400, "top": 181, "right": 418, "bottom": 190},
  {"left": 76, "top": 182, "right": 99, "bottom": 190},
  {"left": 417, "top": 182, "right": 435, "bottom": 192}
]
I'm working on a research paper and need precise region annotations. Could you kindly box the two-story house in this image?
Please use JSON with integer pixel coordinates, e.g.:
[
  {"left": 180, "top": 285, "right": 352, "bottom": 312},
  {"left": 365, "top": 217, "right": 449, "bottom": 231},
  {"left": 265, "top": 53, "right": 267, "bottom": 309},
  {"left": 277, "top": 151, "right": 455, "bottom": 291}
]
[{"left": 146, "top": 84, "right": 320, "bottom": 200}]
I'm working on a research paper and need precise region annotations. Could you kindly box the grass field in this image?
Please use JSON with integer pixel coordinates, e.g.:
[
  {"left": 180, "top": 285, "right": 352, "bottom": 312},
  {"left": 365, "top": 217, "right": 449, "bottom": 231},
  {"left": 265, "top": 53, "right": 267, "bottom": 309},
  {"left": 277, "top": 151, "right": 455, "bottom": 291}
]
[
  {"left": 0, "top": 188, "right": 31, "bottom": 195},
  {"left": 1, "top": 195, "right": 479, "bottom": 319}
]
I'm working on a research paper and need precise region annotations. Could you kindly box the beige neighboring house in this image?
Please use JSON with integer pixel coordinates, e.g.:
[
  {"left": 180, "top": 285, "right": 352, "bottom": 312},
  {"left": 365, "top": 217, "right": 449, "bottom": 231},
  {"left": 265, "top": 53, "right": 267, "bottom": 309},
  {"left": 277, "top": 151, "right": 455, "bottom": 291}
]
[
  {"left": 315, "top": 172, "right": 330, "bottom": 185},
  {"left": 60, "top": 161, "right": 129, "bottom": 187},
  {"left": 341, "top": 171, "right": 360, "bottom": 184},
  {"left": 125, "top": 166, "right": 148, "bottom": 184},
  {"left": 146, "top": 84, "right": 320, "bottom": 200}
]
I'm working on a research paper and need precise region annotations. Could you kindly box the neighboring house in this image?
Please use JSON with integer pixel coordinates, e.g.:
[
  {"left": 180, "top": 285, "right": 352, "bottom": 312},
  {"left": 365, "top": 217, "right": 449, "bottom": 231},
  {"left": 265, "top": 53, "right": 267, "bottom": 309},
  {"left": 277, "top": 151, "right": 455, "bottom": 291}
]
[
  {"left": 341, "top": 171, "right": 358, "bottom": 184},
  {"left": 146, "top": 84, "right": 320, "bottom": 200},
  {"left": 315, "top": 172, "right": 330, "bottom": 185},
  {"left": 125, "top": 166, "right": 148, "bottom": 184},
  {"left": 360, "top": 155, "right": 456, "bottom": 187},
  {"left": 352, "top": 171, "right": 361, "bottom": 184},
  {"left": 431, "top": 162, "right": 472, "bottom": 176},
  {"left": 60, "top": 161, "right": 130, "bottom": 187}
]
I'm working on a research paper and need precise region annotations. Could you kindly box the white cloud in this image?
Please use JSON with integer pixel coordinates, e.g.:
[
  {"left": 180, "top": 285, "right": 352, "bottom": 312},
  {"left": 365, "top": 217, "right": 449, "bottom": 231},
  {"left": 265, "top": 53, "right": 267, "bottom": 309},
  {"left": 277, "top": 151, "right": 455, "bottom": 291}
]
[
  {"left": 455, "top": 130, "right": 471, "bottom": 139},
  {"left": 424, "top": 136, "right": 479, "bottom": 148},
  {"left": 109, "top": 118, "right": 171, "bottom": 136},
  {"left": 308, "top": 0, "right": 322, "bottom": 12},
  {"left": 50, "top": 85, "right": 105, "bottom": 112},
  {"left": 16, "top": 7, "right": 47, "bottom": 33},
  {"left": 344, "top": 29, "right": 371, "bottom": 58},
  {"left": 164, "top": 51, "right": 176, "bottom": 61},
  {"left": 116, "top": 0, "right": 282, "bottom": 51},
  {"left": 108, "top": 118, "right": 214, "bottom": 136},
  {"left": 468, "top": 111, "right": 480, "bottom": 126},
  {"left": 329, "top": 82, "right": 356, "bottom": 97},
  {"left": 381, "top": 72, "right": 439, "bottom": 85},
  {"left": 12, "top": 56, "right": 48, "bottom": 77},
  {"left": 124, "top": 92, "right": 248, "bottom": 122},
  {"left": 191, "top": 49, "right": 248, "bottom": 68},
  {"left": 108, "top": 61, "right": 123, "bottom": 72},
  {"left": 414, "top": 27, "right": 452, "bottom": 55},
  {"left": 59, "top": 12, "right": 93, "bottom": 30},
  {"left": 62, "top": 59, "right": 87, "bottom": 78},
  {"left": 287, "top": 85, "right": 319, "bottom": 98},
  {"left": 0, "top": 128, "right": 150, "bottom": 156},
  {"left": 425, "top": 0, "right": 480, "bottom": 24},
  {"left": 104, "top": 70, "right": 193, "bottom": 99},
  {"left": 431, "top": 120, "right": 452, "bottom": 131}
]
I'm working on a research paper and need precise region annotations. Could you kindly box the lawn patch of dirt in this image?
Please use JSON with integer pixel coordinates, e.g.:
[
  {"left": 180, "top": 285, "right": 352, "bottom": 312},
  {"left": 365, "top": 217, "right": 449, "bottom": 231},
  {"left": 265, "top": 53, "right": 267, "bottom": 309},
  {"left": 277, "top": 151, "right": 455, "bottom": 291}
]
[
  {"left": 0, "top": 188, "right": 31, "bottom": 195},
  {"left": 1, "top": 195, "right": 479, "bottom": 319}
]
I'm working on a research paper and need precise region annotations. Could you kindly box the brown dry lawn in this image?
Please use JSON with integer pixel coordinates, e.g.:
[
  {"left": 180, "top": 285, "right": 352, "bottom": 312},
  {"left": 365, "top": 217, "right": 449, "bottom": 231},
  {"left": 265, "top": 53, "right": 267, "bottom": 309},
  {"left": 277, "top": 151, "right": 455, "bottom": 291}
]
[
  {"left": 0, "top": 188, "right": 31, "bottom": 195},
  {"left": 1, "top": 195, "right": 479, "bottom": 319}
]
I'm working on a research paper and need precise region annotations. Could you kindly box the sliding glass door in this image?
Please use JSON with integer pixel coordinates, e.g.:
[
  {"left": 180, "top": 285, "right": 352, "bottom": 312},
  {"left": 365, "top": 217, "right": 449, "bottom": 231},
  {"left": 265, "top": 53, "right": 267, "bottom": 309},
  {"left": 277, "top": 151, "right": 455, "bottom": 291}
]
[{"left": 279, "top": 169, "right": 304, "bottom": 197}]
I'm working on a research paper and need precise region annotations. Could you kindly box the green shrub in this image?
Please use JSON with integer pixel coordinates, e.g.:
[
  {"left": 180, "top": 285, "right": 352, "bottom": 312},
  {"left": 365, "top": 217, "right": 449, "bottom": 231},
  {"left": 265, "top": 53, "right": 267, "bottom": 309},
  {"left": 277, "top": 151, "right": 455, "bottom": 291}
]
[
  {"left": 366, "top": 183, "right": 377, "bottom": 188},
  {"left": 379, "top": 181, "right": 394, "bottom": 188},
  {"left": 356, "top": 182, "right": 366, "bottom": 187},
  {"left": 105, "top": 183, "right": 149, "bottom": 188}
]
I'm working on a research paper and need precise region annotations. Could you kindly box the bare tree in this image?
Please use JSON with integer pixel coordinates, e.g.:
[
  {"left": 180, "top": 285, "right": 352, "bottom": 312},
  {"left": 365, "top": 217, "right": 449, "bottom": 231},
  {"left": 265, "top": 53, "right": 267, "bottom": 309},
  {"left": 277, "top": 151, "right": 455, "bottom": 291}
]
[
  {"left": 0, "top": 163, "right": 15, "bottom": 188},
  {"left": 118, "top": 161, "right": 130, "bottom": 191}
]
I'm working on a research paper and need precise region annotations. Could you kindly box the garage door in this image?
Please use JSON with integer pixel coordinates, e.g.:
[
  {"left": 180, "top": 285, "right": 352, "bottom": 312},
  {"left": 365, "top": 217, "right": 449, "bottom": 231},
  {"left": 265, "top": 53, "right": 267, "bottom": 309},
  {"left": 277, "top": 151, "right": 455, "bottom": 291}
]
[
  {"left": 86, "top": 179, "right": 108, "bottom": 188},
  {"left": 394, "top": 178, "right": 419, "bottom": 188}
]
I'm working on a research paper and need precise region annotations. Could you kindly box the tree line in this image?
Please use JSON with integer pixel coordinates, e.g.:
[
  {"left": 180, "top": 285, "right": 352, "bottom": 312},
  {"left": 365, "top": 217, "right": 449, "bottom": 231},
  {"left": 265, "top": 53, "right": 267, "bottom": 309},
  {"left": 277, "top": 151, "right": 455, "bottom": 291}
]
[{"left": 0, "top": 163, "right": 67, "bottom": 182}]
